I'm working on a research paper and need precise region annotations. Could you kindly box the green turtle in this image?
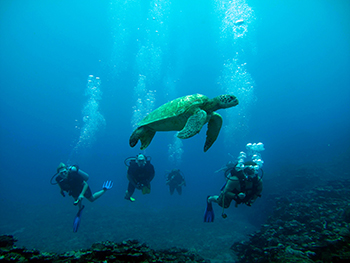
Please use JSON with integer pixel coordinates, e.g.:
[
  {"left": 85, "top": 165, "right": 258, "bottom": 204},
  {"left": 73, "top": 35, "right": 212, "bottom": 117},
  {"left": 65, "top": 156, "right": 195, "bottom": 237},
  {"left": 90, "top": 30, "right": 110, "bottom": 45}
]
[{"left": 129, "top": 93, "right": 239, "bottom": 152}]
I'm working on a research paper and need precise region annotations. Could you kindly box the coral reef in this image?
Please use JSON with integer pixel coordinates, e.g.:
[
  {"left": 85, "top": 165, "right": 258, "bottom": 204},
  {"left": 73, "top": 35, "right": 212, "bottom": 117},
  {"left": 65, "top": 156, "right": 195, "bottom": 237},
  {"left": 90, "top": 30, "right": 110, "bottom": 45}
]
[
  {"left": 0, "top": 235, "right": 210, "bottom": 262},
  {"left": 231, "top": 179, "right": 350, "bottom": 263}
]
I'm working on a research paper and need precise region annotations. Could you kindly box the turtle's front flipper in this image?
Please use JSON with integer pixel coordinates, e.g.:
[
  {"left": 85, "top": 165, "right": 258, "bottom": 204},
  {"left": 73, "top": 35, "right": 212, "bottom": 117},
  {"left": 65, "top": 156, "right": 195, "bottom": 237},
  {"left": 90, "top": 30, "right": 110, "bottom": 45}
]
[
  {"left": 177, "top": 109, "right": 207, "bottom": 139},
  {"left": 129, "top": 126, "right": 156, "bottom": 150},
  {"left": 140, "top": 128, "right": 156, "bottom": 150},
  {"left": 204, "top": 112, "right": 223, "bottom": 152},
  {"left": 130, "top": 127, "right": 141, "bottom": 147}
]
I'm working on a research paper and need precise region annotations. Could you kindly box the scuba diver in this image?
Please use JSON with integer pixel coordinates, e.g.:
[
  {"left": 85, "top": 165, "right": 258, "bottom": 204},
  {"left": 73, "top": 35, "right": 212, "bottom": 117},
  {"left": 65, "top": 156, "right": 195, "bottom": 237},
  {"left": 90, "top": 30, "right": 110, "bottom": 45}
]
[
  {"left": 51, "top": 162, "right": 113, "bottom": 232},
  {"left": 124, "top": 154, "right": 155, "bottom": 202},
  {"left": 165, "top": 169, "right": 186, "bottom": 195},
  {"left": 204, "top": 143, "right": 265, "bottom": 223}
]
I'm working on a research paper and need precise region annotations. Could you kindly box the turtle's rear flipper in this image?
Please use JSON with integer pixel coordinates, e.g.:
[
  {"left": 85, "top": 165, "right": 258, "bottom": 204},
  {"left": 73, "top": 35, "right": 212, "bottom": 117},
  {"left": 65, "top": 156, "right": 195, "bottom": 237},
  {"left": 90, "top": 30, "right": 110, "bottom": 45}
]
[
  {"left": 178, "top": 109, "right": 207, "bottom": 139},
  {"left": 204, "top": 112, "right": 222, "bottom": 152}
]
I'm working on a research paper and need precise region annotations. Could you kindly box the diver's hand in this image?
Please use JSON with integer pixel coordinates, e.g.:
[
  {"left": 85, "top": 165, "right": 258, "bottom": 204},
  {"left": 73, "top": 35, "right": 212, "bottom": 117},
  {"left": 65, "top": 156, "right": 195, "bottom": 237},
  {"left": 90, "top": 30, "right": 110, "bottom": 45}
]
[
  {"left": 60, "top": 190, "right": 65, "bottom": 197},
  {"left": 74, "top": 195, "right": 84, "bottom": 205},
  {"left": 102, "top": 181, "right": 113, "bottom": 190}
]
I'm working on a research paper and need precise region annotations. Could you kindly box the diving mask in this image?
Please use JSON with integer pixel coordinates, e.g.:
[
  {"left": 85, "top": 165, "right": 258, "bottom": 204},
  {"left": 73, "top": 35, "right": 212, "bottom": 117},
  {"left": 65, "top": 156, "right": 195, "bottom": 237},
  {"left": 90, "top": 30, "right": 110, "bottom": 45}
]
[{"left": 136, "top": 154, "right": 146, "bottom": 167}]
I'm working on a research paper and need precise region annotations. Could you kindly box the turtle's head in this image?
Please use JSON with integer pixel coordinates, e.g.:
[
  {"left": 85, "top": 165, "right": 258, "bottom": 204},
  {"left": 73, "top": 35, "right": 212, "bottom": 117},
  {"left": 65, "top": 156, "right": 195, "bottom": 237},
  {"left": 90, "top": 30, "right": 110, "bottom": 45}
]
[{"left": 215, "top": 94, "right": 239, "bottom": 109}]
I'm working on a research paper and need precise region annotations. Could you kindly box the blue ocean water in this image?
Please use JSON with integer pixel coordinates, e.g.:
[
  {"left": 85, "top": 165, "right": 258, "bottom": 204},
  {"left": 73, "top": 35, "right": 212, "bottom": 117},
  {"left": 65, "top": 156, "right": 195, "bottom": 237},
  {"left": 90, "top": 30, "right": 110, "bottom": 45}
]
[{"left": 0, "top": 0, "right": 349, "bottom": 261}]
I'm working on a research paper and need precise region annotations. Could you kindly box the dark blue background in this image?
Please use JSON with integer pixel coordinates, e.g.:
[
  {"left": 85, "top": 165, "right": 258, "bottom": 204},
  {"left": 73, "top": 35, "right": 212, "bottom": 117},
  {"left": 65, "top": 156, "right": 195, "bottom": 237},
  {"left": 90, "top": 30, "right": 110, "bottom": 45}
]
[{"left": 1, "top": 0, "right": 349, "bottom": 260}]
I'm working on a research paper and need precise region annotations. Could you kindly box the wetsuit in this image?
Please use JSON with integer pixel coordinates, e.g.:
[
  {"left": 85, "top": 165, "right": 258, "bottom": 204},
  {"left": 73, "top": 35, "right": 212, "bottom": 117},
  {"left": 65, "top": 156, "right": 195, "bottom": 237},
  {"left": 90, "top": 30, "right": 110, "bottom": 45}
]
[
  {"left": 167, "top": 171, "right": 185, "bottom": 195},
  {"left": 217, "top": 168, "right": 262, "bottom": 208},
  {"left": 127, "top": 160, "right": 155, "bottom": 196},
  {"left": 56, "top": 170, "right": 92, "bottom": 199}
]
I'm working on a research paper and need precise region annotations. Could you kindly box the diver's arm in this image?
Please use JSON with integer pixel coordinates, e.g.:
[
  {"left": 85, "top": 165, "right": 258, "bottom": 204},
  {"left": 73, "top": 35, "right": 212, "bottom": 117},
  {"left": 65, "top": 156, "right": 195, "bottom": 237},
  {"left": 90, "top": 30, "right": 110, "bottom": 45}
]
[
  {"left": 223, "top": 177, "right": 240, "bottom": 200},
  {"left": 214, "top": 166, "right": 226, "bottom": 173},
  {"left": 148, "top": 172, "right": 155, "bottom": 183},
  {"left": 79, "top": 181, "right": 89, "bottom": 197},
  {"left": 182, "top": 177, "right": 186, "bottom": 186},
  {"left": 58, "top": 184, "right": 65, "bottom": 197},
  {"left": 248, "top": 179, "right": 263, "bottom": 205},
  {"left": 143, "top": 175, "right": 154, "bottom": 185},
  {"left": 150, "top": 165, "right": 155, "bottom": 181},
  {"left": 144, "top": 166, "right": 155, "bottom": 184},
  {"left": 178, "top": 178, "right": 186, "bottom": 187},
  {"left": 73, "top": 181, "right": 89, "bottom": 205},
  {"left": 165, "top": 173, "right": 171, "bottom": 185},
  {"left": 77, "top": 170, "right": 89, "bottom": 181},
  {"left": 127, "top": 172, "right": 138, "bottom": 187}
]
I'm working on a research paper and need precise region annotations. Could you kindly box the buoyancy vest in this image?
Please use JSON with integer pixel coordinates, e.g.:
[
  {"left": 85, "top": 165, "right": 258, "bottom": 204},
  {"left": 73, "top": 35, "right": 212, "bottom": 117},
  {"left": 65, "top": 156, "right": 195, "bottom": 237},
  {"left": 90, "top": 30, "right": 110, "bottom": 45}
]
[{"left": 228, "top": 168, "right": 261, "bottom": 206}]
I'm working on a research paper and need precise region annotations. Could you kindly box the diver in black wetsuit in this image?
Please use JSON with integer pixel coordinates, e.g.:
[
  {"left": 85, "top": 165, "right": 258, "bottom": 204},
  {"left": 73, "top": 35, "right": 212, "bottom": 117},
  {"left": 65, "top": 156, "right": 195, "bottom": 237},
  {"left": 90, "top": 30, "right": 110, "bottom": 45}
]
[{"left": 124, "top": 154, "right": 155, "bottom": 202}]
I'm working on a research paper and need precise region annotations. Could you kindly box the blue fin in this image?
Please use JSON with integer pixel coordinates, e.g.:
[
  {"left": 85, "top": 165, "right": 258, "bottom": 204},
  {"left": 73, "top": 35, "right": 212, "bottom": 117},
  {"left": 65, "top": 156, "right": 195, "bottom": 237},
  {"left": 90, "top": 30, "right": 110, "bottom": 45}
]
[
  {"left": 73, "top": 205, "right": 85, "bottom": 232},
  {"left": 204, "top": 196, "right": 214, "bottom": 223}
]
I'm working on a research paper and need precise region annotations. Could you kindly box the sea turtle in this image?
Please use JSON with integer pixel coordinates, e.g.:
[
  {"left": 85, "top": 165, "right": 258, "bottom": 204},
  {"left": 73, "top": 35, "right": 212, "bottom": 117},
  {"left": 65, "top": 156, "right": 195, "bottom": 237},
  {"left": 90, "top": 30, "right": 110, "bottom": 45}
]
[{"left": 129, "top": 93, "right": 239, "bottom": 152}]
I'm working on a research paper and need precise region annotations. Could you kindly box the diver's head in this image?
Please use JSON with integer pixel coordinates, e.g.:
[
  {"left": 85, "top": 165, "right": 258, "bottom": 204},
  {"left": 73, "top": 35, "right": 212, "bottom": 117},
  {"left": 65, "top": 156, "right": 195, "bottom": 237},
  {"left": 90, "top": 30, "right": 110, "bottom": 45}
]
[
  {"left": 57, "top": 162, "right": 67, "bottom": 173},
  {"left": 57, "top": 162, "right": 68, "bottom": 177},
  {"left": 136, "top": 154, "right": 146, "bottom": 167},
  {"left": 242, "top": 161, "right": 258, "bottom": 179}
]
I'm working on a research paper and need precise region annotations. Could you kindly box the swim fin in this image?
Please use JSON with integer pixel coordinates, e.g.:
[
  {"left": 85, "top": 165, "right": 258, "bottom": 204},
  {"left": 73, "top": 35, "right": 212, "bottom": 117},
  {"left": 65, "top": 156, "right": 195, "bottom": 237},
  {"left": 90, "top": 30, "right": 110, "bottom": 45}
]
[
  {"left": 142, "top": 185, "right": 151, "bottom": 194},
  {"left": 73, "top": 205, "right": 85, "bottom": 232},
  {"left": 204, "top": 196, "right": 214, "bottom": 223}
]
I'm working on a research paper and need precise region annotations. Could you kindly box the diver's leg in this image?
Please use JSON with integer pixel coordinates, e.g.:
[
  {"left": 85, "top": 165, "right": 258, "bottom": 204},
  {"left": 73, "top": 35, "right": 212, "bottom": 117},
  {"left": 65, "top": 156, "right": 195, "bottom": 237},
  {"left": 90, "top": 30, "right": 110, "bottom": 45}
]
[
  {"left": 125, "top": 183, "right": 136, "bottom": 201},
  {"left": 88, "top": 189, "right": 107, "bottom": 202},
  {"left": 208, "top": 195, "right": 219, "bottom": 203},
  {"left": 169, "top": 185, "right": 175, "bottom": 195},
  {"left": 177, "top": 186, "right": 182, "bottom": 195}
]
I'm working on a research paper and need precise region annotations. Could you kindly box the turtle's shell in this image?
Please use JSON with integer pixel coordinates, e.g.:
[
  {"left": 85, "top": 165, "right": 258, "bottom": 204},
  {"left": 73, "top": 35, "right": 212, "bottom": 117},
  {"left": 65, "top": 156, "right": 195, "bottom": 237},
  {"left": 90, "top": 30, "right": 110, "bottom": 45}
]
[{"left": 138, "top": 94, "right": 209, "bottom": 129}]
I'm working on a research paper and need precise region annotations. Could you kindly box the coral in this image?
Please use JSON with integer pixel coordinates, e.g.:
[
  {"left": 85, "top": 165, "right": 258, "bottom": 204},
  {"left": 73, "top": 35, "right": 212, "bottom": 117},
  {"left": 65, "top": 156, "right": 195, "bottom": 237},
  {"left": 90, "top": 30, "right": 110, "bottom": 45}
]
[
  {"left": 342, "top": 205, "right": 350, "bottom": 223},
  {"left": 231, "top": 179, "right": 350, "bottom": 263},
  {"left": 0, "top": 235, "right": 16, "bottom": 249},
  {"left": 0, "top": 235, "right": 210, "bottom": 263}
]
